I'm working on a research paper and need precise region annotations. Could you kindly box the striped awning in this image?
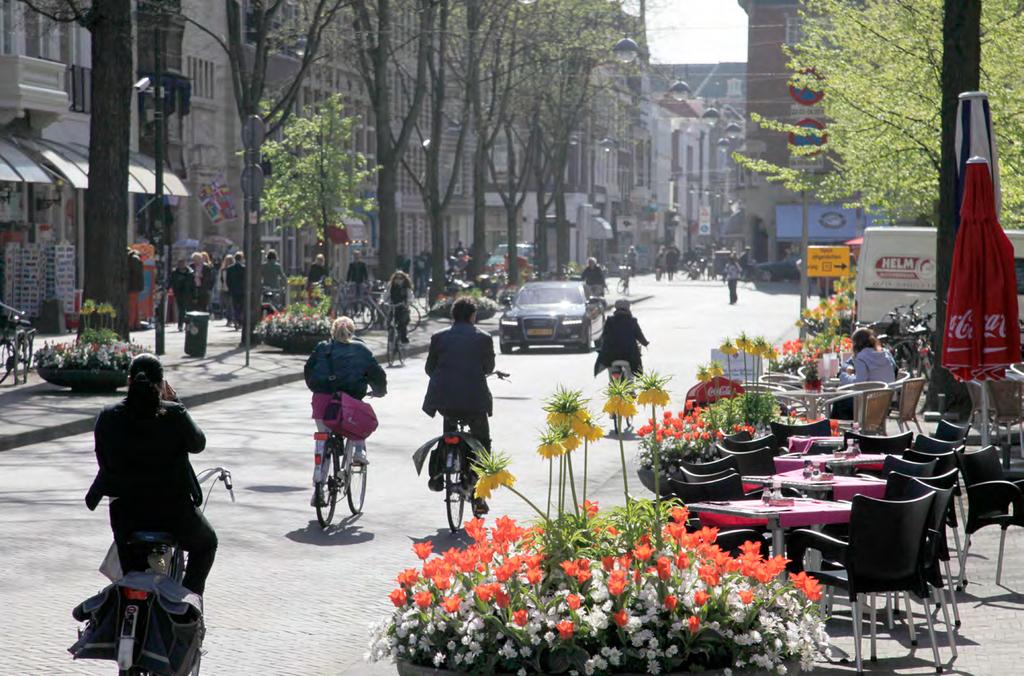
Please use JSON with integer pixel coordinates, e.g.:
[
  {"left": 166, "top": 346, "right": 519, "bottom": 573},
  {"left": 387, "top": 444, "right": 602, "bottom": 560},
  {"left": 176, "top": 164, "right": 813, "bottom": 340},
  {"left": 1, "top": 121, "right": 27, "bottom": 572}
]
[
  {"left": 12, "top": 137, "right": 189, "bottom": 196},
  {"left": 0, "top": 138, "right": 52, "bottom": 184}
]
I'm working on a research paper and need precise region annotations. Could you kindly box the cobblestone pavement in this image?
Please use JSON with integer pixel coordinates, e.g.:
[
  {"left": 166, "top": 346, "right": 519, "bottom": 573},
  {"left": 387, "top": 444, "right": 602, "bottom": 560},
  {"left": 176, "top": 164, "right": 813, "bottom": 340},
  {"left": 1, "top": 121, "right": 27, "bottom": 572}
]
[{"left": 5, "top": 278, "right": 1020, "bottom": 675}]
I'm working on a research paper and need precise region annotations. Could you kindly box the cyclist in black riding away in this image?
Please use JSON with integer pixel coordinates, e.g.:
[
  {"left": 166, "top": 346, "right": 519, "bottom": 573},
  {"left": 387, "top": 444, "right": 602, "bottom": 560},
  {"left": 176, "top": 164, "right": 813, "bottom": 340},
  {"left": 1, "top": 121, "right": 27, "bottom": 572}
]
[
  {"left": 387, "top": 270, "right": 414, "bottom": 343},
  {"left": 580, "top": 257, "right": 607, "bottom": 298},
  {"left": 595, "top": 299, "right": 649, "bottom": 376},
  {"left": 85, "top": 354, "right": 217, "bottom": 596},
  {"left": 422, "top": 297, "right": 495, "bottom": 516}
]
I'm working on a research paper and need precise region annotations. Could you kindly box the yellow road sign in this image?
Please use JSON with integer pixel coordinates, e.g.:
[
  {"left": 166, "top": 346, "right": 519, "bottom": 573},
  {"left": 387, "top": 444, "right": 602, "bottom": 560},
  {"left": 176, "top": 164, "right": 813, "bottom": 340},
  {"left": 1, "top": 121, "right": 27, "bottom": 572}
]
[{"left": 807, "top": 246, "right": 851, "bottom": 278}]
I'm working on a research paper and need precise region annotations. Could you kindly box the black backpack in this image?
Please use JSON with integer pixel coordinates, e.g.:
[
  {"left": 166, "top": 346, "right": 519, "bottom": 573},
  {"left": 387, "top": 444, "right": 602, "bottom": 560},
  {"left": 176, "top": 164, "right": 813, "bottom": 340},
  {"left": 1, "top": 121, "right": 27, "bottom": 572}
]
[{"left": 303, "top": 342, "right": 337, "bottom": 393}]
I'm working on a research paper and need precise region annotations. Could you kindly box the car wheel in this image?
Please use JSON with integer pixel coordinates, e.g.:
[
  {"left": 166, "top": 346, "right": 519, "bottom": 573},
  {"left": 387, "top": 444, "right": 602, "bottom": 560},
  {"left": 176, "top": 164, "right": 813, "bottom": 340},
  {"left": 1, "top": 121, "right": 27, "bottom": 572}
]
[
  {"left": 519, "top": 344, "right": 529, "bottom": 352},
  {"left": 500, "top": 342, "right": 513, "bottom": 355},
  {"left": 759, "top": 270, "right": 772, "bottom": 282}
]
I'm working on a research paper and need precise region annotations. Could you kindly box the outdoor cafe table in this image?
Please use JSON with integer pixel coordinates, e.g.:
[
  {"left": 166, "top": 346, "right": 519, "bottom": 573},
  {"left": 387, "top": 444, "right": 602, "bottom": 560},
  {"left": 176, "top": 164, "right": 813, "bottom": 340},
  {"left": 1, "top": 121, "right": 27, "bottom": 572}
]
[
  {"left": 787, "top": 435, "right": 844, "bottom": 454},
  {"left": 687, "top": 498, "right": 852, "bottom": 562},
  {"left": 773, "top": 389, "right": 838, "bottom": 419},
  {"left": 774, "top": 453, "right": 890, "bottom": 474},
  {"left": 742, "top": 469, "right": 887, "bottom": 501}
]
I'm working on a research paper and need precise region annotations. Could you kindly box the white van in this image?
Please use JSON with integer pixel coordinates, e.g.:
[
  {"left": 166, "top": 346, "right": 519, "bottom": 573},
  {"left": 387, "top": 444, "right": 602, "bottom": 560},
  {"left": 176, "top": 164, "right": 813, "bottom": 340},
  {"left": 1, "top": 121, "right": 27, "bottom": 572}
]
[{"left": 855, "top": 226, "right": 1024, "bottom": 326}]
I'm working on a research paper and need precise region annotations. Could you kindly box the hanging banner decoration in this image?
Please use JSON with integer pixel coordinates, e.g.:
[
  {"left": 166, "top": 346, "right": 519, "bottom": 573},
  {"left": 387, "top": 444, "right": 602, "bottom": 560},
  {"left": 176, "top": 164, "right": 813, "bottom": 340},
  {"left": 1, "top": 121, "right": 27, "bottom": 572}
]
[{"left": 197, "top": 172, "right": 238, "bottom": 225}]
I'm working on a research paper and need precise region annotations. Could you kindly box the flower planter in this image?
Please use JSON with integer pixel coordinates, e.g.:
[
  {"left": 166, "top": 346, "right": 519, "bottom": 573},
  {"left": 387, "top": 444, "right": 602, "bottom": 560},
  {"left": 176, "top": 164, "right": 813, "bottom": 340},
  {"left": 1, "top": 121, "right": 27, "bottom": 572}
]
[
  {"left": 803, "top": 380, "right": 822, "bottom": 392},
  {"left": 636, "top": 466, "right": 676, "bottom": 496},
  {"left": 37, "top": 367, "right": 128, "bottom": 393},
  {"left": 262, "top": 332, "right": 328, "bottom": 354},
  {"left": 396, "top": 659, "right": 799, "bottom": 676}
]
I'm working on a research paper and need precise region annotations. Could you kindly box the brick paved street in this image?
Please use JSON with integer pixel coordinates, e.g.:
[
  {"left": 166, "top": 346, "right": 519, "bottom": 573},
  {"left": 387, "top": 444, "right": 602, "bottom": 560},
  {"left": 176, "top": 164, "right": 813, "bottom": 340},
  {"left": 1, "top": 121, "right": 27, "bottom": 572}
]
[{"left": 2, "top": 278, "right": 1021, "bottom": 675}]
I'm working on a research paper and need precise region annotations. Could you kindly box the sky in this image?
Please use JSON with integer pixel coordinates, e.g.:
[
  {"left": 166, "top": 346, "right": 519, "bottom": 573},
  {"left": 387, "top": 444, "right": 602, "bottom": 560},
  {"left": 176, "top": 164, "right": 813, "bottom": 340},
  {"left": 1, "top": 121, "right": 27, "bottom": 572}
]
[{"left": 646, "top": 0, "right": 749, "bottom": 65}]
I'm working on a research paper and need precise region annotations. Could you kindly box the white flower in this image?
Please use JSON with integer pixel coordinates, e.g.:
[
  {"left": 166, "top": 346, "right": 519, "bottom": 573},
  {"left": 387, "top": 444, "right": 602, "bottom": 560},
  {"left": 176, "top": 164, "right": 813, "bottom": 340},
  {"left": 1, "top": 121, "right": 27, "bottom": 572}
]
[{"left": 433, "top": 652, "right": 445, "bottom": 667}]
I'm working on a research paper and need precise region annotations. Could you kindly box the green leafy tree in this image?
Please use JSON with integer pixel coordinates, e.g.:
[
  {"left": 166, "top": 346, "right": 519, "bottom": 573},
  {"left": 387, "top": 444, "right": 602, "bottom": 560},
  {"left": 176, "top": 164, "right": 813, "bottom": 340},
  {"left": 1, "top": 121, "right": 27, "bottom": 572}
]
[{"left": 262, "top": 95, "right": 376, "bottom": 268}]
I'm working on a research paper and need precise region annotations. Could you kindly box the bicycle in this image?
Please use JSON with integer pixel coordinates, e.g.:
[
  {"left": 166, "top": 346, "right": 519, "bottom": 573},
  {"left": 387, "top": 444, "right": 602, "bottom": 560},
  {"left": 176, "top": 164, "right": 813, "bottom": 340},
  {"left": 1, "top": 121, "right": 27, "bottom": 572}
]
[
  {"left": 0, "top": 302, "right": 35, "bottom": 385},
  {"left": 312, "top": 425, "right": 368, "bottom": 528},
  {"left": 71, "top": 467, "right": 234, "bottom": 676},
  {"left": 412, "top": 372, "right": 510, "bottom": 533},
  {"left": 616, "top": 266, "right": 632, "bottom": 296},
  {"left": 348, "top": 287, "right": 423, "bottom": 335},
  {"left": 385, "top": 302, "right": 407, "bottom": 367}
]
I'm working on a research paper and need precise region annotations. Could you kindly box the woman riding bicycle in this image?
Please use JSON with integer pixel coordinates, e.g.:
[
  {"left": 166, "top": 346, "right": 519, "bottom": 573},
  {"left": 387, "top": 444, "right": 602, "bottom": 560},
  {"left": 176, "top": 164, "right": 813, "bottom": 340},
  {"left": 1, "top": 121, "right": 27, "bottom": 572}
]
[
  {"left": 594, "top": 299, "right": 649, "bottom": 376},
  {"left": 85, "top": 354, "right": 217, "bottom": 597},
  {"left": 387, "top": 270, "right": 414, "bottom": 343},
  {"left": 305, "top": 317, "right": 387, "bottom": 471}
]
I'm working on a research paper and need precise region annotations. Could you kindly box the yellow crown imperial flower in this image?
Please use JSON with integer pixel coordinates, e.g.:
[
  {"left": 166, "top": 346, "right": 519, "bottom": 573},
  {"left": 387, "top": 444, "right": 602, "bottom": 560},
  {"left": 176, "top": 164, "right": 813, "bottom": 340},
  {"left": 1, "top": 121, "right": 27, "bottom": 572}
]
[
  {"left": 579, "top": 422, "right": 605, "bottom": 443},
  {"left": 696, "top": 364, "right": 712, "bottom": 384},
  {"left": 537, "top": 440, "right": 566, "bottom": 459},
  {"left": 719, "top": 338, "right": 739, "bottom": 356},
  {"left": 471, "top": 449, "right": 517, "bottom": 499},
  {"left": 543, "top": 388, "right": 587, "bottom": 429},
  {"left": 636, "top": 388, "right": 670, "bottom": 407},
  {"left": 571, "top": 411, "right": 594, "bottom": 437},
  {"left": 708, "top": 360, "right": 725, "bottom": 378},
  {"left": 603, "top": 395, "right": 638, "bottom": 419},
  {"left": 735, "top": 332, "right": 752, "bottom": 353},
  {"left": 561, "top": 434, "right": 582, "bottom": 452},
  {"left": 636, "top": 371, "right": 672, "bottom": 407}
]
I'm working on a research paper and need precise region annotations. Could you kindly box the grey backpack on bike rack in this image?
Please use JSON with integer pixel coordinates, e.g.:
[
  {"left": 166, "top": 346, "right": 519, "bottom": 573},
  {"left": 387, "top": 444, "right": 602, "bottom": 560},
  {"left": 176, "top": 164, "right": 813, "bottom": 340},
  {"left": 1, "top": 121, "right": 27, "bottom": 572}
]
[{"left": 412, "top": 434, "right": 486, "bottom": 491}]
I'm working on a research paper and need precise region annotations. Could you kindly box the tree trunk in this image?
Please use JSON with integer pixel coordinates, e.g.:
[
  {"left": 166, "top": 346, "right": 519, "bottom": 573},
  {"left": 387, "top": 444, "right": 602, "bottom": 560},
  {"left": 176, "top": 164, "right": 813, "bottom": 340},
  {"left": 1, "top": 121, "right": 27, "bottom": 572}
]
[
  {"left": 467, "top": 0, "right": 487, "bottom": 280},
  {"left": 555, "top": 182, "right": 569, "bottom": 273},
  {"left": 83, "top": 0, "right": 133, "bottom": 338},
  {"left": 376, "top": 139, "right": 399, "bottom": 283},
  {"left": 533, "top": 131, "right": 547, "bottom": 275},
  {"left": 506, "top": 202, "right": 519, "bottom": 287},
  {"left": 930, "top": 0, "right": 981, "bottom": 413}
]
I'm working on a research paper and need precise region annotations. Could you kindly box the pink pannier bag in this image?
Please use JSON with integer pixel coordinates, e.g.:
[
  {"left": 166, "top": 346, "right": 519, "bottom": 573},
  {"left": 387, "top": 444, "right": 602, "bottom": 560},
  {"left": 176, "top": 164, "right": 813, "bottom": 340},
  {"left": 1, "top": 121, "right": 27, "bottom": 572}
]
[{"left": 312, "top": 392, "right": 378, "bottom": 440}]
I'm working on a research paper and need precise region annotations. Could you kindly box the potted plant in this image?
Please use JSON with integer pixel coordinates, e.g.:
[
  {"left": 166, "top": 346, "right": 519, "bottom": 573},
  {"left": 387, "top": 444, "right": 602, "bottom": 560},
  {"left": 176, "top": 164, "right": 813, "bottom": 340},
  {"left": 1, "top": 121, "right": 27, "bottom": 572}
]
[
  {"left": 255, "top": 303, "right": 331, "bottom": 354},
  {"left": 802, "top": 358, "right": 822, "bottom": 392},
  {"left": 34, "top": 301, "right": 145, "bottom": 392},
  {"left": 429, "top": 290, "right": 501, "bottom": 321}
]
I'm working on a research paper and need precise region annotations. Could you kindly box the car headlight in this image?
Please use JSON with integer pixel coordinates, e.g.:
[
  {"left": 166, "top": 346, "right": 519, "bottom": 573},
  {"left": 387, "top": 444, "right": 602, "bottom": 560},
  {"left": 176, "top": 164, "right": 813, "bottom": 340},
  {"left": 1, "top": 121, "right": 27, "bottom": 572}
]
[
  {"left": 561, "top": 318, "right": 584, "bottom": 326},
  {"left": 500, "top": 318, "right": 519, "bottom": 327}
]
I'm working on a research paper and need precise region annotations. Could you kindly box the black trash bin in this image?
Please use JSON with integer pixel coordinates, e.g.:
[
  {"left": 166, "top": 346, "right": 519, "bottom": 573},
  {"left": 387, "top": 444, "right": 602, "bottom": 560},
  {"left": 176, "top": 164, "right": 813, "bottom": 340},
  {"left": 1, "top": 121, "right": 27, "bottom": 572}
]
[{"left": 184, "top": 311, "right": 210, "bottom": 357}]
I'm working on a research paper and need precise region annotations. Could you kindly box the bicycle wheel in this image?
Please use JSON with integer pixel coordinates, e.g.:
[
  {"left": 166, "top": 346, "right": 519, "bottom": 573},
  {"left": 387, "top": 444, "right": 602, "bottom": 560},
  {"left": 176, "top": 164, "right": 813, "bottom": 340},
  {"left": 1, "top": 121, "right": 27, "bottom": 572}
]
[
  {"left": 445, "top": 475, "right": 465, "bottom": 533},
  {"left": 17, "top": 331, "right": 33, "bottom": 384},
  {"left": 387, "top": 326, "right": 399, "bottom": 367},
  {"left": 347, "top": 460, "right": 367, "bottom": 514},
  {"left": 408, "top": 303, "right": 423, "bottom": 333},
  {"left": 314, "top": 446, "right": 339, "bottom": 528},
  {"left": 348, "top": 300, "right": 375, "bottom": 334},
  {"left": 0, "top": 340, "right": 15, "bottom": 385}
]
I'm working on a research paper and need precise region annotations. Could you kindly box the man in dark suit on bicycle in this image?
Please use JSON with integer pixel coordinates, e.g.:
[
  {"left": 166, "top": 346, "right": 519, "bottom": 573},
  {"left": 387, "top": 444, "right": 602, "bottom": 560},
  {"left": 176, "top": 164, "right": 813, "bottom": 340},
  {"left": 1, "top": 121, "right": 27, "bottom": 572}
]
[{"left": 422, "top": 297, "right": 495, "bottom": 516}]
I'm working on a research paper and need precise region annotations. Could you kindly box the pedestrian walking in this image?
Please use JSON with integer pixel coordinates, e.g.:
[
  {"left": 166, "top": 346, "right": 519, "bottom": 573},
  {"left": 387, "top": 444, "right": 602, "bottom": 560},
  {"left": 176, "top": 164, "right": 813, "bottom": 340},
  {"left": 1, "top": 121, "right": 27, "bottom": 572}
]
[
  {"left": 654, "top": 246, "right": 666, "bottom": 282},
  {"left": 170, "top": 259, "right": 193, "bottom": 330},
  {"left": 347, "top": 252, "right": 370, "bottom": 300},
  {"left": 260, "top": 250, "right": 287, "bottom": 308},
  {"left": 127, "top": 248, "right": 144, "bottom": 330},
  {"left": 225, "top": 253, "right": 246, "bottom": 330},
  {"left": 413, "top": 250, "right": 430, "bottom": 298},
  {"left": 190, "top": 252, "right": 215, "bottom": 312},
  {"left": 725, "top": 253, "right": 742, "bottom": 305},
  {"left": 665, "top": 244, "right": 680, "bottom": 281}
]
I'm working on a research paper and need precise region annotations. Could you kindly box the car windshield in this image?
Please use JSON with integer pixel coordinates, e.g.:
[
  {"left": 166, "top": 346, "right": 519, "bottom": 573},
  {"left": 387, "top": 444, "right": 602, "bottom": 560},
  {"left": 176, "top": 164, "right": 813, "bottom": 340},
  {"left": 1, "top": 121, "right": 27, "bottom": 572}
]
[
  {"left": 516, "top": 286, "right": 584, "bottom": 306},
  {"left": 494, "top": 244, "right": 533, "bottom": 257}
]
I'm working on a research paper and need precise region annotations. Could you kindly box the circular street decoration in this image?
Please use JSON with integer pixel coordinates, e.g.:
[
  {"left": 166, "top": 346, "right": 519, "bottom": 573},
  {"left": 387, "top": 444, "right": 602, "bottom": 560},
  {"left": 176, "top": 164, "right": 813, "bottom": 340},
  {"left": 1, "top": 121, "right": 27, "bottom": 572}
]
[
  {"left": 789, "top": 68, "right": 824, "bottom": 106},
  {"left": 789, "top": 118, "right": 827, "bottom": 151}
]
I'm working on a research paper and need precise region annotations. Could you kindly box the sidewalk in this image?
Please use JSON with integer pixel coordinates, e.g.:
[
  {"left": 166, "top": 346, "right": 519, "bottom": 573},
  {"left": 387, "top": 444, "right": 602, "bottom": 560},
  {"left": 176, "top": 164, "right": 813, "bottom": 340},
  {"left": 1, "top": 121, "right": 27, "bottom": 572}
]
[{"left": 0, "top": 289, "right": 649, "bottom": 453}]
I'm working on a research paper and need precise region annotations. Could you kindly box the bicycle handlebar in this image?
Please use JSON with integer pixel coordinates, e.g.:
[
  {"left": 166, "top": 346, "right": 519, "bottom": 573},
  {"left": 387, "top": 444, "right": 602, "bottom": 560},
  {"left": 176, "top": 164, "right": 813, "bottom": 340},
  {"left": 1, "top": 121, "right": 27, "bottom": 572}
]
[{"left": 492, "top": 370, "right": 511, "bottom": 380}]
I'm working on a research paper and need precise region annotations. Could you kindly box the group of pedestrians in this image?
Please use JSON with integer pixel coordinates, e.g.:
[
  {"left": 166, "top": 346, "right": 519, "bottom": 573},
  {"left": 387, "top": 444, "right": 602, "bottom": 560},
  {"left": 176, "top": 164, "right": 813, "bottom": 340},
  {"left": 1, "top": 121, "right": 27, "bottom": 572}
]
[{"left": 654, "top": 243, "right": 681, "bottom": 281}]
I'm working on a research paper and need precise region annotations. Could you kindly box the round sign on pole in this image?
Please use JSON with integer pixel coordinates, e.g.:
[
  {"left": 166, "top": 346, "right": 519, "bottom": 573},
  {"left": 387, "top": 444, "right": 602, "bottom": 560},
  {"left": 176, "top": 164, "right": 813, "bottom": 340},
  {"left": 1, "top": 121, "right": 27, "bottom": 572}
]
[
  {"left": 789, "top": 118, "right": 827, "bottom": 151},
  {"left": 789, "top": 68, "right": 824, "bottom": 106},
  {"left": 242, "top": 115, "right": 265, "bottom": 149}
]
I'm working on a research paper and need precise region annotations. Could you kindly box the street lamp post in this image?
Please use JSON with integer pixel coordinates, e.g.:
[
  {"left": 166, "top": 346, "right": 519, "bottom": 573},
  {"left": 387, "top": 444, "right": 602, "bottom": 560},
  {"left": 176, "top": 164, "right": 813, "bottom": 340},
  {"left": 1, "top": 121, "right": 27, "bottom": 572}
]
[{"left": 152, "top": 25, "right": 167, "bottom": 356}]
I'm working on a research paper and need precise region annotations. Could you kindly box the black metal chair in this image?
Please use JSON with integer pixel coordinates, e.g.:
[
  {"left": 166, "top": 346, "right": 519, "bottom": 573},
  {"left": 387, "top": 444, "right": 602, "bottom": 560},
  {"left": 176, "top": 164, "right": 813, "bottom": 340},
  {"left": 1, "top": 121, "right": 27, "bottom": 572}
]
[
  {"left": 956, "top": 445, "right": 1024, "bottom": 587},
  {"left": 721, "top": 434, "right": 778, "bottom": 454},
  {"left": 883, "top": 473, "right": 959, "bottom": 660},
  {"left": 678, "top": 466, "right": 737, "bottom": 484},
  {"left": 770, "top": 419, "right": 832, "bottom": 450},
  {"left": 715, "top": 528, "right": 770, "bottom": 558},
  {"left": 667, "top": 472, "right": 745, "bottom": 503},
  {"left": 679, "top": 456, "right": 738, "bottom": 478},
  {"left": 786, "top": 493, "right": 939, "bottom": 675},
  {"left": 844, "top": 430, "right": 913, "bottom": 454},
  {"left": 881, "top": 455, "right": 938, "bottom": 478},
  {"left": 935, "top": 419, "right": 970, "bottom": 443},
  {"left": 907, "top": 469, "right": 964, "bottom": 629},
  {"left": 718, "top": 445, "right": 777, "bottom": 477},
  {"left": 913, "top": 435, "right": 963, "bottom": 455}
]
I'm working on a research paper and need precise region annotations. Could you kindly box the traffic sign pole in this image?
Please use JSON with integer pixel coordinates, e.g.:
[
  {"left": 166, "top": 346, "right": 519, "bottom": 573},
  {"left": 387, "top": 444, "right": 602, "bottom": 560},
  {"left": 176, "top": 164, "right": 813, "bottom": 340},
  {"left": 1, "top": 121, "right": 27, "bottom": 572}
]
[
  {"left": 241, "top": 115, "right": 265, "bottom": 368},
  {"left": 800, "top": 190, "right": 809, "bottom": 340}
]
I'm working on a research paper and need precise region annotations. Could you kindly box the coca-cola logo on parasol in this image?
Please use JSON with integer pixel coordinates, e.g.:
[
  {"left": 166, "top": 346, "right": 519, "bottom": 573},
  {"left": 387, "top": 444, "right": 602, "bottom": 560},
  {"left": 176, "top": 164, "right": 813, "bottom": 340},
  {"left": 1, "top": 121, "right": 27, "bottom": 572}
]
[
  {"left": 874, "top": 256, "right": 935, "bottom": 281},
  {"left": 946, "top": 309, "right": 1008, "bottom": 342}
]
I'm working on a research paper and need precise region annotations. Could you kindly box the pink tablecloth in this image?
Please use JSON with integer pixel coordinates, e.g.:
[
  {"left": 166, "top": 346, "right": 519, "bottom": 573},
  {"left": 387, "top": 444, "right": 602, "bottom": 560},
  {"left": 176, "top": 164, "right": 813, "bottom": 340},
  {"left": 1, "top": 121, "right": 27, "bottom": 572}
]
[
  {"left": 693, "top": 499, "right": 851, "bottom": 529},
  {"left": 774, "top": 453, "right": 889, "bottom": 473},
  {"left": 787, "top": 436, "right": 842, "bottom": 454},
  {"left": 775, "top": 469, "right": 887, "bottom": 501}
]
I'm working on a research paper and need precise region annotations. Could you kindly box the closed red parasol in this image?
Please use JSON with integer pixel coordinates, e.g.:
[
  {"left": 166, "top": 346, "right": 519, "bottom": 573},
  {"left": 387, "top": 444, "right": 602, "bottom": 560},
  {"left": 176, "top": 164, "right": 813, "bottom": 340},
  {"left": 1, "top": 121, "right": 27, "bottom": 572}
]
[{"left": 942, "top": 158, "right": 1020, "bottom": 381}]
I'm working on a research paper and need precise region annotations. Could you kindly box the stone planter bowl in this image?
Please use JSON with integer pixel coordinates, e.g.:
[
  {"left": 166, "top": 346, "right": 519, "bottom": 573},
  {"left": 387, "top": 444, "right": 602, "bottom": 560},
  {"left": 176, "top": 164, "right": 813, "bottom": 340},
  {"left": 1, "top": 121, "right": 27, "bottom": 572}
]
[
  {"left": 396, "top": 659, "right": 799, "bottom": 676},
  {"left": 262, "top": 332, "right": 328, "bottom": 354},
  {"left": 37, "top": 367, "right": 128, "bottom": 393}
]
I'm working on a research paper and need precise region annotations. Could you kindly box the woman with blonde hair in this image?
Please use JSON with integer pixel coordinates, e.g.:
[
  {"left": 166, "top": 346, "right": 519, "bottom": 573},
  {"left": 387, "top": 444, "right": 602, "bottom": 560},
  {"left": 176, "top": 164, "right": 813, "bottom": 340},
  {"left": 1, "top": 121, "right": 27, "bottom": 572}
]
[{"left": 304, "top": 317, "right": 387, "bottom": 472}]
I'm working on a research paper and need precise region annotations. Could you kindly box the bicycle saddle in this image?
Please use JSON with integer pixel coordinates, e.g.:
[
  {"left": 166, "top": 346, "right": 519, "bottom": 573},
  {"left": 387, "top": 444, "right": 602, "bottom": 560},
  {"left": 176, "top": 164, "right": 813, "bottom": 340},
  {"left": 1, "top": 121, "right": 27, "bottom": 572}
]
[{"left": 127, "top": 531, "right": 177, "bottom": 548}]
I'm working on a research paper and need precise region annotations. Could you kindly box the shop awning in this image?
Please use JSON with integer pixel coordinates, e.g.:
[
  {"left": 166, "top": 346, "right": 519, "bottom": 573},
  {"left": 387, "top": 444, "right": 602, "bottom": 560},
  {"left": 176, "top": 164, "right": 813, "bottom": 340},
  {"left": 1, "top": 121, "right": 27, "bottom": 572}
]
[
  {"left": 342, "top": 217, "right": 367, "bottom": 241},
  {"left": 0, "top": 138, "right": 52, "bottom": 184},
  {"left": 21, "top": 138, "right": 189, "bottom": 196},
  {"left": 590, "top": 216, "right": 614, "bottom": 240}
]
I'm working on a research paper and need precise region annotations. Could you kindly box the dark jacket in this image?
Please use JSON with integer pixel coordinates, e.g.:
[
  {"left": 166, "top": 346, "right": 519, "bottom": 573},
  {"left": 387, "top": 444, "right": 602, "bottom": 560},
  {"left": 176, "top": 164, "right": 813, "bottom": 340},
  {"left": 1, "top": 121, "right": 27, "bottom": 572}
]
[
  {"left": 596, "top": 309, "right": 649, "bottom": 375},
  {"left": 170, "top": 267, "right": 193, "bottom": 300},
  {"left": 85, "top": 401, "right": 206, "bottom": 511},
  {"left": 347, "top": 260, "right": 369, "bottom": 284},
  {"left": 307, "top": 262, "right": 326, "bottom": 286},
  {"left": 581, "top": 266, "right": 605, "bottom": 286},
  {"left": 304, "top": 339, "right": 387, "bottom": 399},
  {"left": 225, "top": 262, "right": 246, "bottom": 297},
  {"left": 127, "top": 253, "right": 145, "bottom": 293},
  {"left": 422, "top": 322, "right": 495, "bottom": 417}
]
